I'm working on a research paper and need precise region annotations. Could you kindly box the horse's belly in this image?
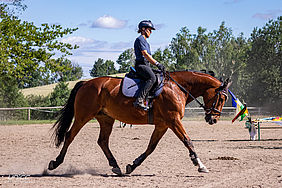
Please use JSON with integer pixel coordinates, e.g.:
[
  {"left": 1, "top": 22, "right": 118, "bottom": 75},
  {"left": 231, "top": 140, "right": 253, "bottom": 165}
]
[{"left": 104, "top": 96, "right": 149, "bottom": 124}]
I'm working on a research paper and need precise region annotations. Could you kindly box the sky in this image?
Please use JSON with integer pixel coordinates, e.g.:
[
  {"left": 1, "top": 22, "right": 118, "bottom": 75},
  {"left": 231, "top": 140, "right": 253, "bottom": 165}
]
[{"left": 7, "top": 0, "right": 282, "bottom": 78}]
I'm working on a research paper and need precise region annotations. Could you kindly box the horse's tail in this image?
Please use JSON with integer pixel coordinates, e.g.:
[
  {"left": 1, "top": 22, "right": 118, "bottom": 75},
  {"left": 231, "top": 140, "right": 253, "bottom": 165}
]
[{"left": 52, "top": 81, "right": 85, "bottom": 147}]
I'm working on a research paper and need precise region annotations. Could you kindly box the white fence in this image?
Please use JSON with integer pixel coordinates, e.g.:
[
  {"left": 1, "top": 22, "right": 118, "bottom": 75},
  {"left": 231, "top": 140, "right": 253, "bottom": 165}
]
[
  {"left": 0, "top": 106, "right": 262, "bottom": 121},
  {"left": 184, "top": 106, "right": 261, "bottom": 117},
  {"left": 0, "top": 106, "right": 63, "bottom": 121}
]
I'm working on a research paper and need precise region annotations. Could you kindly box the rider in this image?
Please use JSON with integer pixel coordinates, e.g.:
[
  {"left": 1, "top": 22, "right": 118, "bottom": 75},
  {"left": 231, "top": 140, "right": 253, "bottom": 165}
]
[{"left": 133, "top": 20, "right": 165, "bottom": 111}]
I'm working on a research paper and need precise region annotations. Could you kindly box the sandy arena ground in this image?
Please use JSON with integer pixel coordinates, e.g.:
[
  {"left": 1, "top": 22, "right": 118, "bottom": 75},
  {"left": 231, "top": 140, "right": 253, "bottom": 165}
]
[{"left": 0, "top": 120, "right": 282, "bottom": 187}]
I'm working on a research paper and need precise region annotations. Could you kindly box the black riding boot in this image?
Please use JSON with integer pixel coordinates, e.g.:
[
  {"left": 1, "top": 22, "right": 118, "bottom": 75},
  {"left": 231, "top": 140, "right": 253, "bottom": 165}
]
[{"left": 134, "top": 80, "right": 154, "bottom": 111}]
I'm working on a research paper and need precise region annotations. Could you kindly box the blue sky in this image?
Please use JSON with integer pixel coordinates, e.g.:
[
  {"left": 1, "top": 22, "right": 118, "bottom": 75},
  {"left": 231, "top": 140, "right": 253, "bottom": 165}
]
[{"left": 11, "top": 0, "right": 282, "bottom": 78}]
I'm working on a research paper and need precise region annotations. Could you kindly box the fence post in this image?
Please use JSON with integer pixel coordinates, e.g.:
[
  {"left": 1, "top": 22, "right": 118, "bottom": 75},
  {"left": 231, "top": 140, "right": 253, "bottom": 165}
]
[{"left": 28, "top": 107, "right": 31, "bottom": 121}]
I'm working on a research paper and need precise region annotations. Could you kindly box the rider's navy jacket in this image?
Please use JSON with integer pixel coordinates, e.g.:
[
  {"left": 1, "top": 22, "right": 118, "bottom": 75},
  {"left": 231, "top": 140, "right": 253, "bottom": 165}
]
[{"left": 134, "top": 35, "right": 151, "bottom": 66}]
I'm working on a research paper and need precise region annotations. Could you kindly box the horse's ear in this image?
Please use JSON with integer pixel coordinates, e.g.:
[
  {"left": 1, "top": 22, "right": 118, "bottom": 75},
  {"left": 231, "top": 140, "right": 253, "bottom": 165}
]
[
  {"left": 216, "top": 78, "right": 232, "bottom": 92},
  {"left": 223, "top": 78, "right": 232, "bottom": 89}
]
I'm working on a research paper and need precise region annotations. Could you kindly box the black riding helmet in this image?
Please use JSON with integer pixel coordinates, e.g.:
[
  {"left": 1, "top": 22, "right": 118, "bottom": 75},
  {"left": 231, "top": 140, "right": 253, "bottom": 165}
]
[{"left": 138, "top": 20, "right": 156, "bottom": 30}]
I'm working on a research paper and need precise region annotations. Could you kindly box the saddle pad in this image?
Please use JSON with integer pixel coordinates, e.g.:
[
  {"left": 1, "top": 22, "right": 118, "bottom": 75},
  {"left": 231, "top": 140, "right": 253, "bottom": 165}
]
[{"left": 122, "top": 76, "right": 164, "bottom": 98}]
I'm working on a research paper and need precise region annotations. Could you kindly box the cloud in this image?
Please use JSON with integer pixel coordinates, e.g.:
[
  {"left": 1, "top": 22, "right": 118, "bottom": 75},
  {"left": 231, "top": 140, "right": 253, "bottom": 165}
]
[
  {"left": 91, "top": 15, "right": 127, "bottom": 29},
  {"left": 111, "top": 41, "right": 132, "bottom": 50},
  {"left": 155, "top": 23, "right": 166, "bottom": 30},
  {"left": 252, "top": 9, "right": 282, "bottom": 20},
  {"left": 61, "top": 36, "right": 95, "bottom": 46}
]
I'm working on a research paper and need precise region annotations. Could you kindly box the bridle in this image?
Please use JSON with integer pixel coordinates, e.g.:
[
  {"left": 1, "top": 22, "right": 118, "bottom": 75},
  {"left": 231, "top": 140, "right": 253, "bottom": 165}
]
[
  {"left": 204, "top": 89, "right": 228, "bottom": 116},
  {"left": 165, "top": 72, "right": 228, "bottom": 116}
]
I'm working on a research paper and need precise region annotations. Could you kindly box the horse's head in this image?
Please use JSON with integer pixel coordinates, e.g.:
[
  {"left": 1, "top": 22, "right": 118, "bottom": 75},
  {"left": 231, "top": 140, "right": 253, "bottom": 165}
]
[{"left": 203, "top": 78, "right": 231, "bottom": 125}]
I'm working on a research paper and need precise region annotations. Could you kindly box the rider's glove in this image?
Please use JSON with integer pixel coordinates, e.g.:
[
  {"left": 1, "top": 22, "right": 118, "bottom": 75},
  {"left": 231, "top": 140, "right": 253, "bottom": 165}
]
[{"left": 155, "top": 62, "right": 165, "bottom": 72}]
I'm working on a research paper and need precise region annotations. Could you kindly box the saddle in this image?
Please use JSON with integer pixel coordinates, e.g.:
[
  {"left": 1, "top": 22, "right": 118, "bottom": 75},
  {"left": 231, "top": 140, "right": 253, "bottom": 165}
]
[
  {"left": 121, "top": 67, "right": 165, "bottom": 124},
  {"left": 121, "top": 67, "right": 164, "bottom": 99}
]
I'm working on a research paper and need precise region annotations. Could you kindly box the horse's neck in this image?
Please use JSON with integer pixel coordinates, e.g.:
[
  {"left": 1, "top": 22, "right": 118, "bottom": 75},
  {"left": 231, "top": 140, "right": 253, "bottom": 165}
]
[{"left": 171, "top": 71, "right": 220, "bottom": 98}]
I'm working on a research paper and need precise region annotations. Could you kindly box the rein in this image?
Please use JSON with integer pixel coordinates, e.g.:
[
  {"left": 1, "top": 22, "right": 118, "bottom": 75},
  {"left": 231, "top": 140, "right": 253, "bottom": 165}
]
[
  {"left": 165, "top": 72, "right": 205, "bottom": 109},
  {"left": 164, "top": 71, "right": 222, "bottom": 115}
]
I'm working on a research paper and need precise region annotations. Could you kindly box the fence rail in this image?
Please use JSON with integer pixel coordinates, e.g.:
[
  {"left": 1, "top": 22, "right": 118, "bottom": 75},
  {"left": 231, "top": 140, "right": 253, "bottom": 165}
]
[
  {"left": 0, "top": 106, "right": 63, "bottom": 121},
  {"left": 0, "top": 106, "right": 263, "bottom": 121}
]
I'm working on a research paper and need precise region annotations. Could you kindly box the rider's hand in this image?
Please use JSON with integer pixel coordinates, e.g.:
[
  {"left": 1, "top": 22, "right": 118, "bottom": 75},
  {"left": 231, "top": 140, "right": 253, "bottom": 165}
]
[{"left": 156, "top": 62, "right": 165, "bottom": 72}]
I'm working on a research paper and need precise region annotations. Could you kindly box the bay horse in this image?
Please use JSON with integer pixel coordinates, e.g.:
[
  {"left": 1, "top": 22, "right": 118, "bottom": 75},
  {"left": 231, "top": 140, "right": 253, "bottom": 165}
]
[{"left": 48, "top": 71, "right": 230, "bottom": 175}]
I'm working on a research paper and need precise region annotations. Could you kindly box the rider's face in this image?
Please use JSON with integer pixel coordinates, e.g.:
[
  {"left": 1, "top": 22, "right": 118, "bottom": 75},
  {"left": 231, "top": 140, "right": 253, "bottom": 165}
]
[{"left": 144, "top": 28, "right": 152, "bottom": 38}]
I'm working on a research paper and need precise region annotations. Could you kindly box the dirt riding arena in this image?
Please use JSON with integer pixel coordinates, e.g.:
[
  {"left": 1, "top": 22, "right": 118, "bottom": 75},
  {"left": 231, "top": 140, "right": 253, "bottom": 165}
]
[{"left": 1, "top": 120, "right": 281, "bottom": 187}]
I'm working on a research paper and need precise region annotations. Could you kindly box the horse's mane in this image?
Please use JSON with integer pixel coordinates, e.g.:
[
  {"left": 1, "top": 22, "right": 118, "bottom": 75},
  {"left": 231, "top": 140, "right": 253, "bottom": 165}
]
[
  {"left": 169, "top": 70, "right": 222, "bottom": 87},
  {"left": 170, "top": 69, "right": 217, "bottom": 78}
]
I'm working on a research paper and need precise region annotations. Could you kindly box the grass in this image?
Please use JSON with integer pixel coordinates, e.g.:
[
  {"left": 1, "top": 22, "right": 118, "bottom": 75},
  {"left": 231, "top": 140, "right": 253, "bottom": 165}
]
[
  {"left": 0, "top": 117, "right": 238, "bottom": 126},
  {"left": 0, "top": 119, "right": 56, "bottom": 125},
  {"left": 0, "top": 119, "right": 98, "bottom": 126}
]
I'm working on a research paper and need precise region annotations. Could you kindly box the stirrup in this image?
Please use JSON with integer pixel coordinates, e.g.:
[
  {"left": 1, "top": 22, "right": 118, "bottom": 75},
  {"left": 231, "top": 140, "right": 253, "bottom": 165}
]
[{"left": 133, "top": 100, "right": 149, "bottom": 111}]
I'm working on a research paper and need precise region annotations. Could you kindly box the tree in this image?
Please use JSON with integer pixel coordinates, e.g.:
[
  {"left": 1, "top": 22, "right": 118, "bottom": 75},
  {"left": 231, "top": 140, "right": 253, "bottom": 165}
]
[
  {"left": 49, "top": 81, "right": 71, "bottom": 107},
  {"left": 0, "top": 0, "right": 27, "bottom": 15},
  {"left": 170, "top": 27, "right": 196, "bottom": 70},
  {"left": 55, "top": 59, "right": 83, "bottom": 82},
  {"left": 0, "top": 4, "right": 78, "bottom": 82},
  {"left": 242, "top": 16, "right": 282, "bottom": 111},
  {"left": 89, "top": 58, "right": 117, "bottom": 77},
  {"left": 116, "top": 48, "right": 135, "bottom": 73},
  {"left": 0, "top": 4, "right": 78, "bottom": 107},
  {"left": 169, "top": 23, "right": 249, "bottom": 100},
  {"left": 152, "top": 47, "right": 175, "bottom": 71},
  {"left": 0, "top": 78, "right": 27, "bottom": 108}
]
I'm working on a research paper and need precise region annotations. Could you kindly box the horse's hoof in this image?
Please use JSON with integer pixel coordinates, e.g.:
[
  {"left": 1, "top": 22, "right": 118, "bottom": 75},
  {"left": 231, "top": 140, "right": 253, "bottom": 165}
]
[
  {"left": 48, "top": 160, "right": 56, "bottom": 170},
  {"left": 198, "top": 167, "right": 209, "bottom": 173},
  {"left": 112, "top": 167, "right": 122, "bottom": 175},
  {"left": 125, "top": 164, "right": 133, "bottom": 174}
]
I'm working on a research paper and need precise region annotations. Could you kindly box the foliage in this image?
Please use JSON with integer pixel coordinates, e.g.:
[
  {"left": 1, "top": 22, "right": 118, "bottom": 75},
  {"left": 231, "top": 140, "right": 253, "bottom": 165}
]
[
  {"left": 0, "top": 0, "right": 27, "bottom": 15},
  {"left": 0, "top": 4, "right": 78, "bottom": 83},
  {"left": 0, "top": 3, "right": 78, "bottom": 107},
  {"left": 89, "top": 58, "right": 117, "bottom": 77},
  {"left": 169, "top": 23, "right": 250, "bottom": 103},
  {"left": 26, "top": 94, "right": 50, "bottom": 107},
  {"left": 49, "top": 81, "right": 71, "bottom": 107},
  {"left": 152, "top": 47, "right": 175, "bottom": 71},
  {"left": 116, "top": 48, "right": 135, "bottom": 73},
  {"left": 0, "top": 77, "right": 27, "bottom": 108},
  {"left": 241, "top": 16, "right": 282, "bottom": 111},
  {"left": 24, "top": 81, "right": 71, "bottom": 120},
  {"left": 53, "top": 58, "right": 83, "bottom": 82}
]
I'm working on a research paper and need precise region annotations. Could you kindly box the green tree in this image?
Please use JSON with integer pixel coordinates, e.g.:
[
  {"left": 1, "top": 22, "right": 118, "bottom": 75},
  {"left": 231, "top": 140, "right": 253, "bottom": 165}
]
[
  {"left": 116, "top": 48, "right": 135, "bottom": 73},
  {"left": 49, "top": 81, "right": 71, "bottom": 107},
  {"left": 0, "top": 78, "right": 27, "bottom": 108},
  {"left": 0, "top": 4, "right": 78, "bottom": 82},
  {"left": 152, "top": 47, "right": 175, "bottom": 71},
  {"left": 170, "top": 27, "right": 196, "bottom": 70},
  {"left": 242, "top": 16, "right": 282, "bottom": 111},
  {"left": 169, "top": 23, "right": 249, "bottom": 99},
  {"left": 0, "top": 4, "right": 78, "bottom": 107},
  {"left": 89, "top": 58, "right": 117, "bottom": 77},
  {"left": 56, "top": 59, "right": 83, "bottom": 82}
]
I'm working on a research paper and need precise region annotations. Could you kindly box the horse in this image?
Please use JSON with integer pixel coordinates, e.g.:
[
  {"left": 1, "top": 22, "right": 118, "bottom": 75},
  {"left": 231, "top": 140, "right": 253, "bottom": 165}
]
[{"left": 48, "top": 70, "right": 231, "bottom": 175}]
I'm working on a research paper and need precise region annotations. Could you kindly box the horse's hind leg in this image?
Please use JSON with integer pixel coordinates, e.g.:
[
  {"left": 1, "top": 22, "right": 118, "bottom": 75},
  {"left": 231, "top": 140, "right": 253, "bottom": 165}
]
[
  {"left": 48, "top": 118, "right": 91, "bottom": 170},
  {"left": 126, "top": 124, "right": 168, "bottom": 174},
  {"left": 96, "top": 115, "right": 121, "bottom": 175},
  {"left": 169, "top": 120, "right": 209, "bottom": 173}
]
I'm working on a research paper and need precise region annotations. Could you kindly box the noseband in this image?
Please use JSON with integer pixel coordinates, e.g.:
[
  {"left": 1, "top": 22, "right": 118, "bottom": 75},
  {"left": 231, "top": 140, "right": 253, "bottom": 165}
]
[{"left": 204, "top": 89, "right": 228, "bottom": 116}]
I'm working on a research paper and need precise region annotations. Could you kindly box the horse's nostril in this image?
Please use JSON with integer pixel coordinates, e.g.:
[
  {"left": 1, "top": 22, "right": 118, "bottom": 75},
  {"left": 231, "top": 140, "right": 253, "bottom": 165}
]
[
  {"left": 213, "top": 119, "right": 217, "bottom": 124},
  {"left": 209, "top": 119, "right": 214, "bottom": 125}
]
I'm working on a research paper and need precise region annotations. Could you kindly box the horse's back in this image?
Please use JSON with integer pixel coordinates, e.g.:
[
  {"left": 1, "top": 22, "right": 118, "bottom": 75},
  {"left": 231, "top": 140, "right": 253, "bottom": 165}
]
[{"left": 74, "top": 77, "right": 123, "bottom": 113}]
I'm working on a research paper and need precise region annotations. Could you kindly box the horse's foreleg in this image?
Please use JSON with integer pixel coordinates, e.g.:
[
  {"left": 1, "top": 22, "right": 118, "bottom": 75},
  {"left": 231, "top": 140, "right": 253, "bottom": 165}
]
[
  {"left": 96, "top": 115, "right": 121, "bottom": 175},
  {"left": 126, "top": 125, "right": 168, "bottom": 174},
  {"left": 48, "top": 119, "right": 88, "bottom": 170},
  {"left": 170, "top": 121, "right": 209, "bottom": 173}
]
